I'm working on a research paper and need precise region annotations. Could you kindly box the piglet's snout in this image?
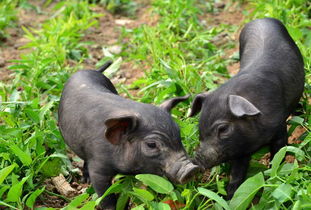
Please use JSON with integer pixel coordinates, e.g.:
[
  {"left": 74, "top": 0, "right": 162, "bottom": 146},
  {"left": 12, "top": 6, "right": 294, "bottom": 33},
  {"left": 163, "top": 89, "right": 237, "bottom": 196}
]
[
  {"left": 178, "top": 161, "right": 200, "bottom": 184},
  {"left": 165, "top": 154, "right": 200, "bottom": 184}
]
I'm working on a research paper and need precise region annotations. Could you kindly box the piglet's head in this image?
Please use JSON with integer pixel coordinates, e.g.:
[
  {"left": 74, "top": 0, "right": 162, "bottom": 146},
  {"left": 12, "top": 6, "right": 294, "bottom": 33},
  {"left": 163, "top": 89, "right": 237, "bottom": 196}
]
[
  {"left": 189, "top": 93, "right": 261, "bottom": 169},
  {"left": 103, "top": 95, "right": 200, "bottom": 184}
]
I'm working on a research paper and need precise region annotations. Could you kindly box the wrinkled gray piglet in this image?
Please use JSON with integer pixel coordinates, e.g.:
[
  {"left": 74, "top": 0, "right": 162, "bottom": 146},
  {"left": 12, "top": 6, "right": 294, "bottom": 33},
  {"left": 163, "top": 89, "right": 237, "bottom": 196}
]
[
  {"left": 58, "top": 61, "right": 200, "bottom": 209},
  {"left": 189, "top": 18, "right": 304, "bottom": 198}
]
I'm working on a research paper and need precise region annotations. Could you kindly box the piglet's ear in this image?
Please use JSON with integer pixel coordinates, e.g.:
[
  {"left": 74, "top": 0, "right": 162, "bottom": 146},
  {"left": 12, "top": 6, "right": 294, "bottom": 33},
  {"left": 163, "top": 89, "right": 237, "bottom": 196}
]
[
  {"left": 188, "top": 93, "right": 208, "bottom": 117},
  {"left": 229, "top": 95, "right": 261, "bottom": 117},
  {"left": 159, "top": 95, "right": 190, "bottom": 113},
  {"left": 104, "top": 115, "right": 138, "bottom": 145}
]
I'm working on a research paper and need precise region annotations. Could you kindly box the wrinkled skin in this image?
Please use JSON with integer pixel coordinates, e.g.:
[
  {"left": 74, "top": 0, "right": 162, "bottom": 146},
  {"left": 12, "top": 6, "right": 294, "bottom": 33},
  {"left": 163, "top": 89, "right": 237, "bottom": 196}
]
[
  {"left": 58, "top": 62, "right": 199, "bottom": 209},
  {"left": 189, "top": 18, "right": 304, "bottom": 199}
]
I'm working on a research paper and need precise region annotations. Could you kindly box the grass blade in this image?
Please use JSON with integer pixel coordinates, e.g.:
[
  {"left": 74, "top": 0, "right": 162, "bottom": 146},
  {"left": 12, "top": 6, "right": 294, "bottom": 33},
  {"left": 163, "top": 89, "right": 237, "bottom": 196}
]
[
  {"left": 26, "top": 187, "right": 45, "bottom": 208},
  {"left": 0, "top": 164, "right": 16, "bottom": 185},
  {"left": 197, "top": 187, "right": 230, "bottom": 210},
  {"left": 270, "top": 147, "right": 287, "bottom": 177},
  {"left": 271, "top": 183, "right": 293, "bottom": 204},
  {"left": 135, "top": 174, "right": 174, "bottom": 194},
  {"left": 10, "top": 144, "right": 32, "bottom": 166},
  {"left": 229, "top": 172, "right": 265, "bottom": 210},
  {"left": 6, "top": 175, "right": 29, "bottom": 202}
]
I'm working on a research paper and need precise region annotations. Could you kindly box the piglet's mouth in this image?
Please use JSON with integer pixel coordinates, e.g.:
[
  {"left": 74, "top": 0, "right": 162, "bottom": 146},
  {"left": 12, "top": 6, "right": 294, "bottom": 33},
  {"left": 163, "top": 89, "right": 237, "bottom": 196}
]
[
  {"left": 194, "top": 155, "right": 217, "bottom": 170},
  {"left": 194, "top": 147, "right": 223, "bottom": 170}
]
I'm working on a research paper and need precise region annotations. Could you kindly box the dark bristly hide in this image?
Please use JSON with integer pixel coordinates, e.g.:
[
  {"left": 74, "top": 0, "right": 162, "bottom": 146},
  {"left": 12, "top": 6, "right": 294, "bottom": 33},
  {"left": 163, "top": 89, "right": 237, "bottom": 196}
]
[
  {"left": 190, "top": 18, "right": 304, "bottom": 199},
  {"left": 58, "top": 62, "right": 199, "bottom": 209}
]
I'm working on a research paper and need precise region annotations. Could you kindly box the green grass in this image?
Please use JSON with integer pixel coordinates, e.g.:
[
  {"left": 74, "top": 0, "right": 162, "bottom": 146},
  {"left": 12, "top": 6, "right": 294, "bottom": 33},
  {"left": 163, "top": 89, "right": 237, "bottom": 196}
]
[
  {"left": 0, "top": 0, "right": 18, "bottom": 40},
  {"left": 0, "top": 1, "right": 98, "bottom": 208},
  {"left": 103, "top": 0, "right": 311, "bottom": 209},
  {"left": 0, "top": 0, "right": 310, "bottom": 209},
  {"left": 92, "top": 0, "right": 138, "bottom": 16}
]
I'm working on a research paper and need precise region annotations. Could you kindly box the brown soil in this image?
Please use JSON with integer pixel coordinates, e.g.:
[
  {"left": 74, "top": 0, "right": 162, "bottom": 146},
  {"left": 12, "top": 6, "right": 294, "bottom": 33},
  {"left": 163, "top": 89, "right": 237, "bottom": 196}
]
[
  {"left": 0, "top": 1, "right": 50, "bottom": 82},
  {"left": 288, "top": 125, "right": 306, "bottom": 144},
  {"left": 80, "top": 3, "right": 158, "bottom": 97},
  {"left": 200, "top": 1, "right": 247, "bottom": 76}
]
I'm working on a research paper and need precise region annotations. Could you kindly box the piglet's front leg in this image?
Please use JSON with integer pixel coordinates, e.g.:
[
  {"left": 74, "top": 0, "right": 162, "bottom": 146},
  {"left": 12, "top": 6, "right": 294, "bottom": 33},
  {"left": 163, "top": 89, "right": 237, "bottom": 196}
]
[
  {"left": 270, "top": 123, "right": 287, "bottom": 160},
  {"left": 226, "top": 156, "right": 250, "bottom": 199},
  {"left": 88, "top": 162, "right": 116, "bottom": 210}
]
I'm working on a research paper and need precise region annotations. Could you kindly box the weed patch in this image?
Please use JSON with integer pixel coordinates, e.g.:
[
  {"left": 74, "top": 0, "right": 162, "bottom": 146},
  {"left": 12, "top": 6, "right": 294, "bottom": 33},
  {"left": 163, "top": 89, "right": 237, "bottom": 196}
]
[{"left": 0, "top": 0, "right": 310, "bottom": 209}]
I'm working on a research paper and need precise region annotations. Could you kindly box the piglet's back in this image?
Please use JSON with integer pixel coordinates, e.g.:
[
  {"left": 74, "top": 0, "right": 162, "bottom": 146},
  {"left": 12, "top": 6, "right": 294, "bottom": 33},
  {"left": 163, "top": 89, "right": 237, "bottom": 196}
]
[{"left": 238, "top": 18, "right": 304, "bottom": 112}]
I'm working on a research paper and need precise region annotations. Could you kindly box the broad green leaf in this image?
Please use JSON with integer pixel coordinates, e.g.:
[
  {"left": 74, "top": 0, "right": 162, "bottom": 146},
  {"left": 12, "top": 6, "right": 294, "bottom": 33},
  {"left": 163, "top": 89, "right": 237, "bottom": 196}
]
[
  {"left": 132, "top": 204, "right": 145, "bottom": 210},
  {"left": 26, "top": 187, "right": 45, "bottom": 208},
  {"left": 133, "top": 187, "right": 154, "bottom": 201},
  {"left": 279, "top": 163, "right": 295, "bottom": 176},
  {"left": 292, "top": 200, "right": 301, "bottom": 210},
  {"left": 0, "top": 164, "right": 16, "bottom": 185},
  {"left": 286, "top": 146, "right": 305, "bottom": 161},
  {"left": 0, "top": 186, "right": 10, "bottom": 198},
  {"left": 66, "top": 193, "right": 89, "bottom": 208},
  {"left": 80, "top": 201, "right": 96, "bottom": 210},
  {"left": 229, "top": 172, "right": 265, "bottom": 210},
  {"left": 6, "top": 175, "right": 29, "bottom": 202},
  {"left": 135, "top": 174, "right": 174, "bottom": 194},
  {"left": 270, "top": 147, "right": 286, "bottom": 177},
  {"left": 216, "top": 177, "right": 227, "bottom": 195},
  {"left": 116, "top": 192, "right": 129, "bottom": 210},
  {"left": 289, "top": 116, "right": 304, "bottom": 125},
  {"left": 41, "top": 158, "right": 62, "bottom": 177},
  {"left": 150, "top": 202, "right": 171, "bottom": 210},
  {"left": 197, "top": 187, "right": 230, "bottom": 210},
  {"left": 169, "top": 191, "right": 178, "bottom": 201},
  {"left": 96, "top": 183, "right": 124, "bottom": 205},
  {"left": 10, "top": 144, "right": 32, "bottom": 166},
  {"left": 271, "top": 183, "right": 293, "bottom": 204},
  {"left": 11, "top": 173, "right": 19, "bottom": 185}
]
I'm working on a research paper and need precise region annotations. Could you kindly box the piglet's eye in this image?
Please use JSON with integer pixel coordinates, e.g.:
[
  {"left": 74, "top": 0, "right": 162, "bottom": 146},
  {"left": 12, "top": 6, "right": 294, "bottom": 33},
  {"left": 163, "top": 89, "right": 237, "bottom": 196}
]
[
  {"left": 217, "top": 124, "right": 232, "bottom": 139},
  {"left": 218, "top": 124, "right": 229, "bottom": 133},
  {"left": 146, "top": 142, "right": 157, "bottom": 149}
]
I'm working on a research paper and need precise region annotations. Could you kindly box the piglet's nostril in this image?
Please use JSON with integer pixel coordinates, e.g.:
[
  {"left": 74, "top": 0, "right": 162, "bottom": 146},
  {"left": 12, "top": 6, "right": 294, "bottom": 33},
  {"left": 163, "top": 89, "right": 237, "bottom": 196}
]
[{"left": 178, "top": 163, "right": 200, "bottom": 184}]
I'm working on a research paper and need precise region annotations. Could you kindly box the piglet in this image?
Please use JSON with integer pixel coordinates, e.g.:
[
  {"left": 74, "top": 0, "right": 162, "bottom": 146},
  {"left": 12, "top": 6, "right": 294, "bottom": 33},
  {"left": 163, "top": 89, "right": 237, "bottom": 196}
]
[
  {"left": 58, "top": 61, "right": 200, "bottom": 209},
  {"left": 189, "top": 18, "right": 304, "bottom": 198}
]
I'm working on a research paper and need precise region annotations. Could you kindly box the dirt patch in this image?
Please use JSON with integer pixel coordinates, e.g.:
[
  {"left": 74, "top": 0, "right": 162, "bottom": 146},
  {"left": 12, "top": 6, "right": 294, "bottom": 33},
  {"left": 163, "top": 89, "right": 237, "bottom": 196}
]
[
  {"left": 258, "top": 124, "right": 307, "bottom": 167},
  {"left": 35, "top": 179, "right": 69, "bottom": 208},
  {"left": 259, "top": 153, "right": 270, "bottom": 167},
  {"left": 83, "top": 5, "right": 157, "bottom": 60},
  {"left": 200, "top": 1, "right": 247, "bottom": 76},
  {"left": 288, "top": 126, "right": 306, "bottom": 144},
  {"left": 0, "top": 0, "right": 52, "bottom": 82},
  {"left": 80, "top": 3, "right": 157, "bottom": 97},
  {"left": 202, "top": 1, "right": 245, "bottom": 27},
  {"left": 226, "top": 60, "right": 240, "bottom": 75}
]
